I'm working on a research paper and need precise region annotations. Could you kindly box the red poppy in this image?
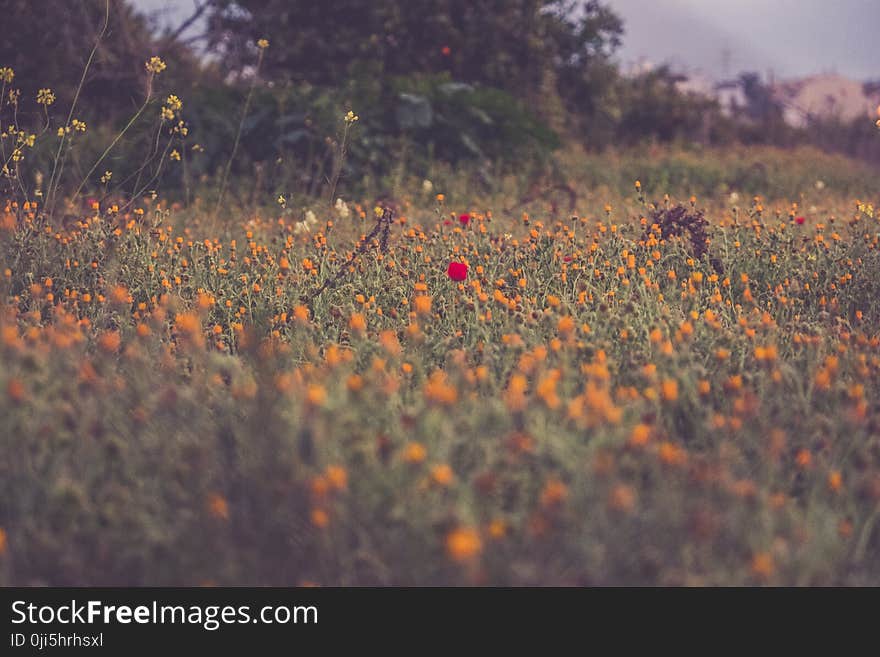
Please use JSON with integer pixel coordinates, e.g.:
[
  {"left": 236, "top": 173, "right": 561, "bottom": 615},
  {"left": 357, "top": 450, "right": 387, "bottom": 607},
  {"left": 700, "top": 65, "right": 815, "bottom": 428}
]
[
  {"left": 441, "top": 46, "right": 451, "bottom": 57},
  {"left": 795, "top": 216, "right": 805, "bottom": 225},
  {"left": 459, "top": 213, "right": 470, "bottom": 226},
  {"left": 447, "top": 262, "right": 468, "bottom": 281},
  {"left": 563, "top": 255, "right": 573, "bottom": 262}
]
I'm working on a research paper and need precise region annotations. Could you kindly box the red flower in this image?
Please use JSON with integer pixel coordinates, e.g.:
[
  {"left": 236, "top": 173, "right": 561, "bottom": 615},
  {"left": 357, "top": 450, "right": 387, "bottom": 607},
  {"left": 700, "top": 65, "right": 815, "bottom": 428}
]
[
  {"left": 447, "top": 262, "right": 468, "bottom": 281},
  {"left": 795, "top": 216, "right": 806, "bottom": 225},
  {"left": 441, "top": 46, "right": 451, "bottom": 57},
  {"left": 459, "top": 213, "right": 470, "bottom": 226}
]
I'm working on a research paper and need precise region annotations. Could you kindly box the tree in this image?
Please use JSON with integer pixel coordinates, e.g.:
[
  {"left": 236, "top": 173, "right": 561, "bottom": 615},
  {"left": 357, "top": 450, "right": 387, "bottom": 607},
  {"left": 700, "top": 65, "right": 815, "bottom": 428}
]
[
  {"left": 203, "top": 0, "right": 622, "bottom": 111},
  {"left": 0, "top": 0, "right": 200, "bottom": 123}
]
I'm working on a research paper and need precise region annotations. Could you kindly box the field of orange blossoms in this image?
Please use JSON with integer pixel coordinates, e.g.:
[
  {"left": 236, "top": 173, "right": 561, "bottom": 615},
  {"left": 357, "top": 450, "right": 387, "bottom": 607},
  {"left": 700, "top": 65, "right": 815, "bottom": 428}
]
[{"left": 1, "top": 180, "right": 879, "bottom": 586}]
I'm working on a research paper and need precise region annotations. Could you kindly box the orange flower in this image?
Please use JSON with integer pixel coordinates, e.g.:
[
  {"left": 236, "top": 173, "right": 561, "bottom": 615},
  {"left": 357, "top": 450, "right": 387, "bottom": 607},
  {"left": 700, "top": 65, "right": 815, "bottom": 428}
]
[
  {"left": 629, "top": 423, "right": 651, "bottom": 447},
  {"left": 307, "top": 384, "right": 327, "bottom": 407},
  {"left": 488, "top": 519, "right": 507, "bottom": 539},
  {"left": 293, "top": 305, "right": 310, "bottom": 323},
  {"left": 750, "top": 552, "right": 774, "bottom": 580},
  {"left": 504, "top": 373, "right": 528, "bottom": 412},
  {"left": 403, "top": 442, "right": 427, "bottom": 464},
  {"left": 310, "top": 476, "right": 330, "bottom": 499},
  {"left": 661, "top": 378, "right": 678, "bottom": 402},
  {"left": 326, "top": 465, "right": 348, "bottom": 491},
  {"left": 97, "top": 330, "right": 121, "bottom": 353},
  {"left": 540, "top": 478, "right": 568, "bottom": 508},
  {"left": 311, "top": 508, "right": 329, "bottom": 528},
  {"left": 536, "top": 370, "right": 561, "bottom": 409},
  {"left": 446, "top": 527, "right": 482, "bottom": 562},
  {"left": 413, "top": 295, "right": 432, "bottom": 316},
  {"left": 658, "top": 441, "right": 687, "bottom": 466},
  {"left": 349, "top": 312, "right": 366, "bottom": 334},
  {"left": 175, "top": 312, "right": 203, "bottom": 347},
  {"left": 557, "top": 315, "right": 575, "bottom": 336},
  {"left": 207, "top": 493, "right": 229, "bottom": 520},
  {"left": 431, "top": 463, "right": 455, "bottom": 486},
  {"left": 608, "top": 484, "right": 636, "bottom": 513},
  {"left": 423, "top": 370, "right": 457, "bottom": 405},
  {"left": 795, "top": 449, "right": 812, "bottom": 470},
  {"left": 6, "top": 378, "right": 25, "bottom": 403},
  {"left": 109, "top": 284, "right": 129, "bottom": 305},
  {"left": 379, "top": 330, "right": 402, "bottom": 357},
  {"left": 827, "top": 470, "right": 842, "bottom": 493}
]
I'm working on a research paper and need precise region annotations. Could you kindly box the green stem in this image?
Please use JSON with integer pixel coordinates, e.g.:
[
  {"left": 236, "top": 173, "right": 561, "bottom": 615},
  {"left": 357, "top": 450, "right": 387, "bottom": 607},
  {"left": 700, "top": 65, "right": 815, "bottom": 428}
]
[{"left": 213, "top": 49, "right": 264, "bottom": 222}]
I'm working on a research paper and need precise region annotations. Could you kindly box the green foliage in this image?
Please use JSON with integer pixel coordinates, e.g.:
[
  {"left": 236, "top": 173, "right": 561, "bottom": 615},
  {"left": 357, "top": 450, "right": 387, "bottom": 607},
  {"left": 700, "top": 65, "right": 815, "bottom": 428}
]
[
  {"left": 130, "top": 74, "right": 559, "bottom": 202},
  {"left": 391, "top": 75, "right": 560, "bottom": 164},
  {"left": 614, "top": 67, "right": 722, "bottom": 146}
]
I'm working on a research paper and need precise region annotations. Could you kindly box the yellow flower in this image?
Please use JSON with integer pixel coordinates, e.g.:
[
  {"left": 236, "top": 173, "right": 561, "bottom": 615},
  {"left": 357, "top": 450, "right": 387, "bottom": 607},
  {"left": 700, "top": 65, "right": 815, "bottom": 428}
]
[
  {"left": 169, "top": 149, "right": 181, "bottom": 161},
  {"left": 166, "top": 94, "right": 182, "bottom": 111},
  {"left": 344, "top": 110, "right": 359, "bottom": 124},
  {"left": 145, "top": 56, "right": 167, "bottom": 74},
  {"left": 36, "top": 88, "right": 55, "bottom": 106},
  {"left": 257, "top": 38, "right": 270, "bottom": 49},
  {"left": 0, "top": 67, "right": 13, "bottom": 83}
]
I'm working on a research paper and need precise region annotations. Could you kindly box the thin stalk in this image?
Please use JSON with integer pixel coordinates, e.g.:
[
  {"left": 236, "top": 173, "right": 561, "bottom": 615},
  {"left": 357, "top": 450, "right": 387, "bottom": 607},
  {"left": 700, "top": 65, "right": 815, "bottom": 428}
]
[
  {"left": 72, "top": 74, "right": 156, "bottom": 204},
  {"left": 326, "top": 123, "right": 351, "bottom": 207},
  {"left": 46, "top": 0, "right": 110, "bottom": 216},
  {"left": 213, "top": 48, "right": 265, "bottom": 222}
]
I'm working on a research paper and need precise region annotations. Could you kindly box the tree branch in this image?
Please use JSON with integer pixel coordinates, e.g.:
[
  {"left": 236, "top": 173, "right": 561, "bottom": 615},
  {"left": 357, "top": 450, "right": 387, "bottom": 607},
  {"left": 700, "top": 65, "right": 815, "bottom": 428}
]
[{"left": 163, "top": 0, "right": 210, "bottom": 46}]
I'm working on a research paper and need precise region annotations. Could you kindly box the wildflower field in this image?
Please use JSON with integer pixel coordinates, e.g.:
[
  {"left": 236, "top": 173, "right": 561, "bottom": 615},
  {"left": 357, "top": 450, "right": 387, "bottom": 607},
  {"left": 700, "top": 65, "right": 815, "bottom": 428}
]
[
  {"left": 2, "top": 161, "right": 880, "bottom": 586},
  {"left": 2, "top": 27, "right": 880, "bottom": 586}
]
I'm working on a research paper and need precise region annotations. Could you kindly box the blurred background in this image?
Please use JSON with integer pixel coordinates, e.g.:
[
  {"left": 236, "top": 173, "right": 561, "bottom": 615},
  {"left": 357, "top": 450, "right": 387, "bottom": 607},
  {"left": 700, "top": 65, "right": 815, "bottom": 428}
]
[{"left": 1, "top": 0, "right": 878, "bottom": 205}]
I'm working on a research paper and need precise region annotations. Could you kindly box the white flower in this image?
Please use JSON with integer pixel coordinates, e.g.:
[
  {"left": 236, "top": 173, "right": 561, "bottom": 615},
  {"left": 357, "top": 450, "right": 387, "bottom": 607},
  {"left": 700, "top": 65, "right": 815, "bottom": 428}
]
[
  {"left": 422, "top": 179, "right": 433, "bottom": 194},
  {"left": 305, "top": 209, "right": 317, "bottom": 225},
  {"left": 335, "top": 198, "right": 350, "bottom": 219},
  {"left": 814, "top": 180, "right": 825, "bottom": 190}
]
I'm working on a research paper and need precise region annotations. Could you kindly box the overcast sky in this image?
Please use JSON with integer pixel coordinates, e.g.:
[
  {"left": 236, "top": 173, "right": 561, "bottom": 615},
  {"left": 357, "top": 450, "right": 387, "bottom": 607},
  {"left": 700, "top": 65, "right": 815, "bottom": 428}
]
[{"left": 134, "top": 0, "right": 880, "bottom": 81}]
